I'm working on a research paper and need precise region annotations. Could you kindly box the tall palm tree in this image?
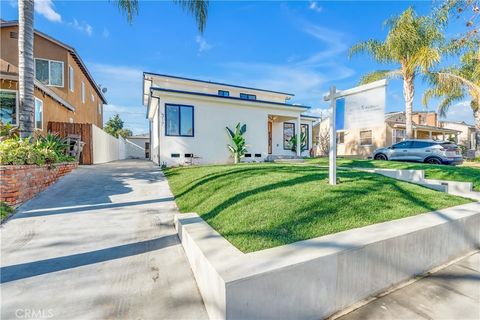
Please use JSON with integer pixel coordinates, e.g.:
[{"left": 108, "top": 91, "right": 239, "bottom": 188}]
[
  {"left": 18, "top": 0, "right": 35, "bottom": 138},
  {"left": 16, "top": 0, "right": 209, "bottom": 138},
  {"left": 423, "top": 50, "right": 480, "bottom": 152},
  {"left": 349, "top": 8, "right": 443, "bottom": 138}
]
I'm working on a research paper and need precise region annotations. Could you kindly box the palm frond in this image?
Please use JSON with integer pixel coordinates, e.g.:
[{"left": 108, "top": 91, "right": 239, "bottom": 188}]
[
  {"left": 359, "top": 69, "right": 401, "bottom": 85},
  {"left": 114, "top": 0, "right": 139, "bottom": 24},
  {"left": 348, "top": 40, "right": 391, "bottom": 63},
  {"left": 173, "top": 0, "right": 209, "bottom": 33}
]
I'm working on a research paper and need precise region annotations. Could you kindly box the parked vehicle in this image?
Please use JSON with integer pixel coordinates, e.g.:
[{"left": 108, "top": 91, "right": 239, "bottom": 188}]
[{"left": 372, "top": 140, "right": 463, "bottom": 165}]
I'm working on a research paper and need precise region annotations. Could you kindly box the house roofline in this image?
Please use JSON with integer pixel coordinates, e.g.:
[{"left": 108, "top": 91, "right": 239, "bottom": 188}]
[
  {"left": 1, "top": 20, "right": 107, "bottom": 104},
  {"left": 149, "top": 87, "right": 310, "bottom": 109},
  {"left": 143, "top": 71, "right": 295, "bottom": 97}
]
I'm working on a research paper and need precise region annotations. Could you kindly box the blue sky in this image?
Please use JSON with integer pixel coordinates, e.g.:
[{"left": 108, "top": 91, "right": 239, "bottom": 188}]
[{"left": 1, "top": 0, "right": 475, "bottom": 133}]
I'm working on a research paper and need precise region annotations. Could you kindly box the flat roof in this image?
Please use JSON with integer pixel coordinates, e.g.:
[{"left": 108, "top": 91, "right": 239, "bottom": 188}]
[
  {"left": 150, "top": 87, "right": 310, "bottom": 109},
  {"left": 144, "top": 71, "right": 295, "bottom": 97}
]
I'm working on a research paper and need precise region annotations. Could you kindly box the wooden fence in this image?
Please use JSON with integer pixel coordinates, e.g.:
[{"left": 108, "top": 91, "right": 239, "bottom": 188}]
[{"left": 47, "top": 122, "right": 93, "bottom": 164}]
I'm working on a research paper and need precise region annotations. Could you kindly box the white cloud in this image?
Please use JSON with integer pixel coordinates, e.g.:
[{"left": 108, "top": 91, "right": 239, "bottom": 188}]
[
  {"left": 195, "top": 36, "right": 212, "bottom": 53},
  {"left": 34, "top": 0, "right": 62, "bottom": 23},
  {"left": 70, "top": 19, "right": 93, "bottom": 36},
  {"left": 442, "top": 100, "right": 475, "bottom": 124},
  {"left": 308, "top": 1, "right": 322, "bottom": 13}
]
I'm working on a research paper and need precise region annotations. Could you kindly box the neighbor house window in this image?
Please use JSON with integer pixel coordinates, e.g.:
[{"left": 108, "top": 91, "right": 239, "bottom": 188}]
[
  {"left": 218, "top": 90, "right": 229, "bottom": 97},
  {"left": 98, "top": 103, "right": 102, "bottom": 114},
  {"left": 337, "top": 131, "right": 345, "bottom": 144},
  {"left": 68, "top": 65, "right": 74, "bottom": 92},
  {"left": 301, "top": 124, "right": 309, "bottom": 150},
  {"left": 35, "top": 58, "right": 64, "bottom": 87},
  {"left": 283, "top": 122, "right": 295, "bottom": 150},
  {"left": 81, "top": 81, "right": 85, "bottom": 103},
  {"left": 240, "top": 93, "right": 256, "bottom": 100},
  {"left": 91, "top": 93, "right": 95, "bottom": 102},
  {"left": 165, "top": 104, "right": 194, "bottom": 137},
  {"left": 360, "top": 130, "right": 373, "bottom": 146},
  {"left": 34, "top": 97, "right": 43, "bottom": 130},
  {"left": 0, "top": 90, "right": 18, "bottom": 125},
  {"left": 392, "top": 129, "right": 406, "bottom": 144}
]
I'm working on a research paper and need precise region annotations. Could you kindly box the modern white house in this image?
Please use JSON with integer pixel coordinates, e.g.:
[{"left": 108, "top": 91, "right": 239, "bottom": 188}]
[{"left": 143, "top": 72, "right": 318, "bottom": 166}]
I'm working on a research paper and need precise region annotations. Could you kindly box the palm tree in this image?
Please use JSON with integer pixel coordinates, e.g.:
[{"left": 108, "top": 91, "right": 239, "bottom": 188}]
[
  {"left": 18, "top": 0, "right": 35, "bottom": 138},
  {"left": 349, "top": 7, "right": 443, "bottom": 138},
  {"left": 423, "top": 50, "right": 480, "bottom": 152},
  {"left": 16, "top": 0, "right": 208, "bottom": 138}
]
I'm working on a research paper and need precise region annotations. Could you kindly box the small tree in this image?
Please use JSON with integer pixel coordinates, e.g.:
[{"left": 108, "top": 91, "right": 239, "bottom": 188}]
[
  {"left": 104, "top": 114, "right": 133, "bottom": 138},
  {"left": 290, "top": 132, "right": 307, "bottom": 152},
  {"left": 318, "top": 128, "right": 330, "bottom": 156},
  {"left": 226, "top": 123, "right": 247, "bottom": 164}
]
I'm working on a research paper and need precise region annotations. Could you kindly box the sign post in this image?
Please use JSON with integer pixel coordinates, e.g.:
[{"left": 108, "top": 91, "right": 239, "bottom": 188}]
[
  {"left": 328, "top": 86, "right": 337, "bottom": 185},
  {"left": 324, "top": 79, "right": 387, "bottom": 186}
]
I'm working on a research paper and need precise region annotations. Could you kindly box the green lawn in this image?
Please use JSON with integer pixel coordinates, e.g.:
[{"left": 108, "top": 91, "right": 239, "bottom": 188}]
[
  {"left": 165, "top": 163, "right": 471, "bottom": 253},
  {"left": 306, "top": 158, "right": 480, "bottom": 191}
]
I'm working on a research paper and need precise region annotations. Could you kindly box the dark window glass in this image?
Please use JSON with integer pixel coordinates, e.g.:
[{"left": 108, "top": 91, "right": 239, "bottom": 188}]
[
  {"left": 240, "top": 93, "right": 256, "bottom": 100},
  {"left": 218, "top": 90, "right": 229, "bottom": 97},
  {"left": 171, "top": 153, "right": 180, "bottom": 158},
  {"left": 244, "top": 153, "right": 252, "bottom": 158},
  {"left": 283, "top": 122, "right": 295, "bottom": 150},
  {"left": 411, "top": 141, "right": 432, "bottom": 148},
  {"left": 254, "top": 153, "right": 262, "bottom": 157},
  {"left": 185, "top": 154, "right": 193, "bottom": 158},
  {"left": 165, "top": 104, "right": 194, "bottom": 137},
  {"left": 393, "top": 141, "right": 412, "bottom": 149},
  {"left": 301, "top": 124, "right": 309, "bottom": 150},
  {"left": 0, "top": 91, "right": 17, "bottom": 125},
  {"left": 35, "top": 59, "right": 49, "bottom": 84}
]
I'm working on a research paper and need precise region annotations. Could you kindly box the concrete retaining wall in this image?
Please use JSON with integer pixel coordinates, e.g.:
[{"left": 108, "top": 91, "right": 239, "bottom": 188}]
[{"left": 175, "top": 203, "right": 480, "bottom": 319}]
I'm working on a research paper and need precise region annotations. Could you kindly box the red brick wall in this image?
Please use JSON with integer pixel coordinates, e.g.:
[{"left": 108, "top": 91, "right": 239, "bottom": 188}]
[{"left": 0, "top": 162, "right": 78, "bottom": 206}]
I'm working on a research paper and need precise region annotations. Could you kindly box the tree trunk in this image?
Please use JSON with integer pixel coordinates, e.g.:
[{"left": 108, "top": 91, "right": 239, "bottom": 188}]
[
  {"left": 18, "top": 0, "right": 35, "bottom": 139},
  {"left": 403, "top": 73, "right": 415, "bottom": 139},
  {"left": 474, "top": 107, "right": 480, "bottom": 155}
]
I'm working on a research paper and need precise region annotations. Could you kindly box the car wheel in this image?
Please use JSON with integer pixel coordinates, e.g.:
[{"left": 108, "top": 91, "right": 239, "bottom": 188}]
[
  {"left": 374, "top": 154, "right": 388, "bottom": 161},
  {"left": 425, "top": 157, "right": 442, "bottom": 165}
]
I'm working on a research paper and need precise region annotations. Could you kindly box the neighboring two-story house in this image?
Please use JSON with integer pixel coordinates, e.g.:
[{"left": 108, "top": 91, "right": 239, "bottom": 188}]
[
  {"left": 143, "top": 72, "right": 317, "bottom": 166},
  {"left": 0, "top": 20, "right": 107, "bottom": 131}
]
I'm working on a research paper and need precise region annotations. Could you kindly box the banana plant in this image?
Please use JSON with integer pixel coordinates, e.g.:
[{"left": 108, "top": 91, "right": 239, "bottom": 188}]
[
  {"left": 226, "top": 123, "right": 247, "bottom": 164},
  {"left": 290, "top": 132, "right": 307, "bottom": 152}
]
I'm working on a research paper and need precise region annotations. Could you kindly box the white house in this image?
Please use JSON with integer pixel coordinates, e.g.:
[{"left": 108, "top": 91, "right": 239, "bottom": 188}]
[{"left": 143, "top": 72, "right": 318, "bottom": 166}]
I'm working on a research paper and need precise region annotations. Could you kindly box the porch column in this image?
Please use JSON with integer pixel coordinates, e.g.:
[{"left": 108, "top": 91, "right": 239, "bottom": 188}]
[
  {"left": 442, "top": 133, "right": 446, "bottom": 141},
  {"left": 429, "top": 131, "right": 432, "bottom": 139},
  {"left": 296, "top": 116, "right": 301, "bottom": 156},
  {"left": 414, "top": 130, "right": 417, "bottom": 139}
]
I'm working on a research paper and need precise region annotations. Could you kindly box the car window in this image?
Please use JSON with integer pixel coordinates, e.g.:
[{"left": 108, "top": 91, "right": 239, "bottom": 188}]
[
  {"left": 411, "top": 141, "right": 432, "bottom": 148},
  {"left": 393, "top": 141, "right": 412, "bottom": 149}
]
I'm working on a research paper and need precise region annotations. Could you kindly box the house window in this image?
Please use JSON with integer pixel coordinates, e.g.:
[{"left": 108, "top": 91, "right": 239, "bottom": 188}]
[
  {"left": 91, "top": 94, "right": 95, "bottom": 102},
  {"left": 81, "top": 81, "right": 85, "bottom": 103},
  {"left": 360, "top": 130, "right": 373, "bottom": 146},
  {"left": 301, "top": 124, "right": 309, "bottom": 150},
  {"left": 0, "top": 90, "right": 18, "bottom": 125},
  {"left": 34, "top": 98, "right": 43, "bottom": 130},
  {"left": 392, "top": 129, "right": 406, "bottom": 144},
  {"left": 218, "top": 90, "right": 229, "bottom": 97},
  {"left": 337, "top": 131, "right": 345, "bottom": 144},
  {"left": 240, "top": 93, "right": 256, "bottom": 100},
  {"left": 98, "top": 103, "right": 102, "bottom": 114},
  {"left": 35, "top": 58, "right": 64, "bottom": 87},
  {"left": 283, "top": 122, "right": 295, "bottom": 150},
  {"left": 68, "top": 65, "right": 74, "bottom": 92},
  {"left": 165, "top": 104, "right": 194, "bottom": 137}
]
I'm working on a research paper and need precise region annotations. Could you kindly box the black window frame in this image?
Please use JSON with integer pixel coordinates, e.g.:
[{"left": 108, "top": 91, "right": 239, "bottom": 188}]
[
  {"left": 283, "top": 122, "right": 295, "bottom": 150},
  {"left": 218, "top": 90, "right": 230, "bottom": 97},
  {"left": 240, "top": 93, "right": 257, "bottom": 100},
  {"left": 165, "top": 104, "right": 195, "bottom": 137}
]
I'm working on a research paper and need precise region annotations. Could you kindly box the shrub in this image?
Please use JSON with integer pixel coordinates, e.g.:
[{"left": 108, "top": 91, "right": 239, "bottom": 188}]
[{"left": 0, "top": 201, "right": 14, "bottom": 222}]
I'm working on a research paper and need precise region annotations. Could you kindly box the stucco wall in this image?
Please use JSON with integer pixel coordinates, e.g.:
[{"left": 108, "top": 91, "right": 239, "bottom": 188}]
[{"left": 154, "top": 95, "right": 308, "bottom": 166}]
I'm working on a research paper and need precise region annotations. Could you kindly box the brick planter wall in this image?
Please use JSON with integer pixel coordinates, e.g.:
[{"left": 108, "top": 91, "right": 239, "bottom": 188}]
[{"left": 0, "top": 162, "right": 78, "bottom": 206}]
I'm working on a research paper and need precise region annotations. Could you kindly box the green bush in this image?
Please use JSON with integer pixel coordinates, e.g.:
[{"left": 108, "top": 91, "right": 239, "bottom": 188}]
[
  {"left": 0, "top": 201, "right": 14, "bottom": 222},
  {"left": 0, "top": 134, "right": 75, "bottom": 166}
]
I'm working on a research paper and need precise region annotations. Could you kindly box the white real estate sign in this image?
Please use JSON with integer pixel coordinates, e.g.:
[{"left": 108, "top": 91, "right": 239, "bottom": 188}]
[{"left": 344, "top": 84, "right": 385, "bottom": 129}]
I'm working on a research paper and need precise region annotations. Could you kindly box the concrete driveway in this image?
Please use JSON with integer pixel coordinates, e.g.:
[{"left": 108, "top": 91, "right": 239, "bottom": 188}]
[{"left": 1, "top": 160, "right": 208, "bottom": 320}]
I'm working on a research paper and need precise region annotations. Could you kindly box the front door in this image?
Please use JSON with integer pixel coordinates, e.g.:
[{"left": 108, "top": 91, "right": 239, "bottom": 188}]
[{"left": 268, "top": 121, "right": 272, "bottom": 154}]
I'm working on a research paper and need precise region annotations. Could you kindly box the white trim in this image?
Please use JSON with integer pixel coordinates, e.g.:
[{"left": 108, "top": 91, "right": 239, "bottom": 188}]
[
  {"left": 81, "top": 81, "right": 85, "bottom": 104},
  {"left": 34, "top": 58, "right": 64, "bottom": 87},
  {"left": 68, "top": 65, "right": 74, "bottom": 92},
  {"left": 0, "top": 89, "right": 19, "bottom": 126},
  {"left": 34, "top": 97, "right": 44, "bottom": 130}
]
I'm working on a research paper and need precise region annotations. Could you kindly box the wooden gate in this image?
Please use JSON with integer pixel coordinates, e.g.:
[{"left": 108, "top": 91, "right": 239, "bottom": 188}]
[{"left": 47, "top": 122, "right": 93, "bottom": 164}]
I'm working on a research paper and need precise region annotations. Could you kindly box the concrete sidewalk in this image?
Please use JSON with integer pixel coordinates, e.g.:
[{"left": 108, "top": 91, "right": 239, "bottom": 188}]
[
  {"left": 1, "top": 160, "right": 207, "bottom": 320},
  {"left": 337, "top": 251, "right": 480, "bottom": 320}
]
